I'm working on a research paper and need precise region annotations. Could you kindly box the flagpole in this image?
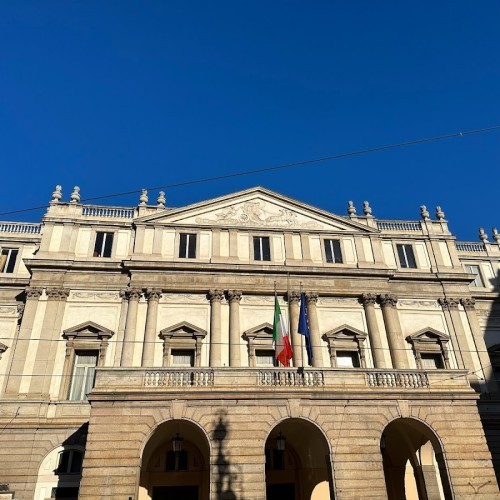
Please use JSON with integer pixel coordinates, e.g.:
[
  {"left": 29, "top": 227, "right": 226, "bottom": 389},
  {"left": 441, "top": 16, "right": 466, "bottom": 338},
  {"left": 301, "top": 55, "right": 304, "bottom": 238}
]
[
  {"left": 300, "top": 281, "right": 305, "bottom": 369},
  {"left": 274, "top": 280, "right": 277, "bottom": 366},
  {"left": 287, "top": 272, "right": 291, "bottom": 367}
]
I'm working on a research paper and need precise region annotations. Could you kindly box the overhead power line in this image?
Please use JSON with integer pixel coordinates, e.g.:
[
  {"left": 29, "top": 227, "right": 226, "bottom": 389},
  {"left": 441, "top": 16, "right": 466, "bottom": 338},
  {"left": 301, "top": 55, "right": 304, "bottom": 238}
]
[{"left": 1, "top": 124, "right": 500, "bottom": 218}]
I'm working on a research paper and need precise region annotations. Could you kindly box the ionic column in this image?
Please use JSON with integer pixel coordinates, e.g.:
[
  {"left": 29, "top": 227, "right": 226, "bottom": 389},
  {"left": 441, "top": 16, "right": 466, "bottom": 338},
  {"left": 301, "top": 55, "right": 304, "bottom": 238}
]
[
  {"left": 29, "top": 288, "right": 70, "bottom": 396},
  {"left": 361, "top": 293, "right": 387, "bottom": 368},
  {"left": 208, "top": 289, "right": 224, "bottom": 367},
  {"left": 141, "top": 289, "right": 162, "bottom": 367},
  {"left": 305, "top": 292, "right": 323, "bottom": 367},
  {"left": 379, "top": 294, "right": 407, "bottom": 369},
  {"left": 5, "top": 287, "right": 43, "bottom": 396},
  {"left": 120, "top": 288, "right": 142, "bottom": 366},
  {"left": 438, "top": 298, "right": 475, "bottom": 370},
  {"left": 287, "top": 291, "right": 303, "bottom": 367},
  {"left": 461, "top": 298, "right": 497, "bottom": 392},
  {"left": 227, "top": 290, "right": 242, "bottom": 367}
]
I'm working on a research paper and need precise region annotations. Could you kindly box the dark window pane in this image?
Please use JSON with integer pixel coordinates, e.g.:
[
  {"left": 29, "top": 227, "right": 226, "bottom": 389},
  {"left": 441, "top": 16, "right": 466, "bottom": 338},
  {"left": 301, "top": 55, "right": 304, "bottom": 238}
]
[
  {"left": 324, "top": 240, "right": 333, "bottom": 263},
  {"left": 103, "top": 233, "right": 113, "bottom": 257},
  {"left": 262, "top": 237, "right": 271, "bottom": 261},
  {"left": 178, "top": 450, "right": 188, "bottom": 471},
  {"left": 397, "top": 244, "right": 407, "bottom": 267},
  {"left": 57, "top": 451, "right": 70, "bottom": 473},
  {"left": 179, "top": 233, "right": 187, "bottom": 258},
  {"left": 93, "top": 232, "right": 104, "bottom": 257},
  {"left": 188, "top": 234, "right": 196, "bottom": 258},
  {"left": 405, "top": 246, "right": 416, "bottom": 268},
  {"left": 52, "top": 486, "right": 79, "bottom": 499},
  {"left": 332, "top": 239, "right": 342, "bottom": 263},
  {"left": 70, "top": 451, "right": 83, "bottom": 473},
  {"left": 5, "top": 249, "right": 18, "bottom": 273},
  {"left": 253, "top": 236, "right": 261, "bottom": 260}
]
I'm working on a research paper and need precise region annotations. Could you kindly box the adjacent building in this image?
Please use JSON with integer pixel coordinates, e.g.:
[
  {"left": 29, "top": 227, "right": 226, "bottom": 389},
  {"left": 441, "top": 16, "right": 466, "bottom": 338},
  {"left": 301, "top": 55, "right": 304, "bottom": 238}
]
[{"left": 0, "top": 185, "right": 500, "bottom": 499}]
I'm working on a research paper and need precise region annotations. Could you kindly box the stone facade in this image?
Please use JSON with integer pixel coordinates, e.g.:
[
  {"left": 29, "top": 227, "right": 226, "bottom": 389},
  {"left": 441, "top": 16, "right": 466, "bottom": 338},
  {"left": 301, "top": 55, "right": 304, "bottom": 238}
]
[{"left": 0, "top": 186, "right": 500, "bottom": 499}]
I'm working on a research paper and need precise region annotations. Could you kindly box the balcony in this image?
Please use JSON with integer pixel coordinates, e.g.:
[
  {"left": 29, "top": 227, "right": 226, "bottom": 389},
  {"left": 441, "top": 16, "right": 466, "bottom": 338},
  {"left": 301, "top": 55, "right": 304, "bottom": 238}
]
[{"left": 91, "top": 367, "right": 474, "bottom": 400}]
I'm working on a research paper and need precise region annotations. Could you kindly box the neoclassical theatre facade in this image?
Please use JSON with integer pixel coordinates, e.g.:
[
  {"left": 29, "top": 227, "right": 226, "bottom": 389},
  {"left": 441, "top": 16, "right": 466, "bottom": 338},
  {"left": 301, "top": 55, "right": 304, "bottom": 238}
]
[{"left": 0, "top": 185, "right": 500, "bottom": 499}]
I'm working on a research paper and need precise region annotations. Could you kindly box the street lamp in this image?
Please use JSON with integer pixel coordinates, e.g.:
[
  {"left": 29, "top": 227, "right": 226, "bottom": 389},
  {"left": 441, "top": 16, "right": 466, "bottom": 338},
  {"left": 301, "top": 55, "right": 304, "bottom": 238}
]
[
  {"left": 276, "top": 431, "right": 286, "bottom": 451},
  {"left": 172, "top": 433, "right": 184, "bottom": 453}
]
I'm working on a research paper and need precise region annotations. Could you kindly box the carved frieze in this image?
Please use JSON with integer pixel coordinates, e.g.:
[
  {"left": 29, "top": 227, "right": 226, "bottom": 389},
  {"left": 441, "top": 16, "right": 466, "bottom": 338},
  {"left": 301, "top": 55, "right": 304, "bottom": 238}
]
[
  {"left": 0, "top": 306, "right": 17, "bottom": 316},
  {"left": 194, "top": 200, "right": 321, "bottom": 229},
  {"left": 397, "top": 300, "right": 440, "bottom": 309}
]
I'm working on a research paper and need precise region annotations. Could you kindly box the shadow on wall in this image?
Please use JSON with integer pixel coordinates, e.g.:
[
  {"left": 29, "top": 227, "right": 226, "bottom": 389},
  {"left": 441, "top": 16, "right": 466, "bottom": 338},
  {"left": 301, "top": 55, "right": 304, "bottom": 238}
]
[
  {"left": 212, "top": 410, "right": 241, "bottom": 500},
  {"left": 477, "top": 268, "right": 500, "bottom": 488}
]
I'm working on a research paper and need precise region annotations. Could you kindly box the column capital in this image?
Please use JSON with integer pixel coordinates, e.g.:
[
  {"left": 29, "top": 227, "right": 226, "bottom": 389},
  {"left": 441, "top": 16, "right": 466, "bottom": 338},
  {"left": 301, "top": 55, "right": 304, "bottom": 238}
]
[
  {"left": 146, "top": 289, "right": 162, "bottom": 301},
  {"left": 305, "top": 292, "right": 319, "bottom": 304},
  {"left": 378, "top": 294, "right": 398, "bottom": 307},
  {"left": 25, "top": 287, "right": 43, "bottom": 299},
  {"left": 438, "top": 297, "right": 460, "bottom": 310},
  {"left": 226, "top": 290, "right": 242, "bottom": 303},
  {"left": 123, "top": 288, "right": 143, "bottom": 301},
  {"left": 286, "top": 291, "right": 301, "bottom": 304},
  {"left": 208, "top": 289, "right": 225, "bottom": 303},
  {"left": 46, "top": 288, "right": 70, "bottom": 300},
  {"left": 460, "top": 297, "right": 476, "bottom": 310},
  {"left": 360, "top": 293, "right": 377, "bottom": 306}
]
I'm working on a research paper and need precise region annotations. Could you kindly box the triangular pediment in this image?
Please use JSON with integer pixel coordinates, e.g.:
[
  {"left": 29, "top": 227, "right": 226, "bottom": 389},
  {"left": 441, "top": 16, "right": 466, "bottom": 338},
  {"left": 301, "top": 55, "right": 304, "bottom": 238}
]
[
  {"left": 63, "top": 321, "right": 114, "bottom": 340},
  {"left": 160, "top": 321, "right": 207, "bottom": 339},
  {"left": 243, "top": 322, "right": 274, "bottom": 337},
  {"left": 136, "top": 187, "right": 377, "bottom": 233},
  {"left": 323, "top": 324, "right": 367, "bottom": 340},
  {"left": 406, "top": 327, "right": 449, "bottom": 343}
]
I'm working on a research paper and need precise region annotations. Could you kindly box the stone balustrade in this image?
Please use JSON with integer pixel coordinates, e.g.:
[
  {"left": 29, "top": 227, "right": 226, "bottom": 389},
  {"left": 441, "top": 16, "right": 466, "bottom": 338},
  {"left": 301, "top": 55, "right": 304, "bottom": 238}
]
[
  {"left": 377, "top": 220, "right": 422, "bottom": 231},
  {"left": 82, "top": 205, "right": 135, "bottom": 218},
  {"left": 92, "top": 367, "right": 471, "bottom": 395},
  {"left": 455, "top": 241, "right": 486, "bottom": 253},
  {"left": 0, "top": 222, "right": 41, "bottom": 234}
]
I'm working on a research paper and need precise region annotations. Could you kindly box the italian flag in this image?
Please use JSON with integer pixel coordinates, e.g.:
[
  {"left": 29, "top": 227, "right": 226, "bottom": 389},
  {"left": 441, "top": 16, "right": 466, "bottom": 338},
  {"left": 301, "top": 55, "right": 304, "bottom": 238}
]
[{"left": 273, "top": 295, "right": 293, "bottom": 367}]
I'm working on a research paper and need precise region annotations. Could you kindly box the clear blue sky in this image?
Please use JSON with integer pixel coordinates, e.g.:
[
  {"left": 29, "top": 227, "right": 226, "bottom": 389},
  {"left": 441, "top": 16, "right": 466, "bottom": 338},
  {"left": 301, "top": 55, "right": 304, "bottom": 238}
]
[{"left": 1, "top": 2, "right": 499, "bottom": 241}]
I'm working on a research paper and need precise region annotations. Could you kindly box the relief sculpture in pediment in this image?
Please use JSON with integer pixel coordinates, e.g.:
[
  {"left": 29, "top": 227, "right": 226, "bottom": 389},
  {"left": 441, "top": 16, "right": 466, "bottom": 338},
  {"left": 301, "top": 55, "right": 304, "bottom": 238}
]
[{"left": 195, "top": 201, "right": 321, "bottom": 229}]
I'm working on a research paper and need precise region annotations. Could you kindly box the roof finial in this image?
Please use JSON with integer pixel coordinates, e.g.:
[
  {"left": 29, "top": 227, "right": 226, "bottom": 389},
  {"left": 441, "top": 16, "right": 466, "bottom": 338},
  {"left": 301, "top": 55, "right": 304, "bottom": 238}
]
[
  {"left": 347, "top": 201, "right": 357, "bottom": 218},
  {"left": 51, "top": 185, "right": 62, "bottom": 204},
  {"left": 492, "top": 228, "right": 500, "bottom": 244},
  {"left": 139, "top": 189, "right": 148, "bottom": 206},
  {"left": 157, "top": 191, "right": 166, "bottom": 208},
  {"left": 420, "top": 205, "right": 429, "bottom": 221},
  {"left": 435, "top": 206, "right": 445, "bottom": 220},
  {"left": 479, "top": 227, "right": 489, "bottom": 243},
  {"left": 363, "top": 201, "right": 372, "bottom": 217},
  {"left": 70, "top": 186, "right": 81, "bottom": 204}
]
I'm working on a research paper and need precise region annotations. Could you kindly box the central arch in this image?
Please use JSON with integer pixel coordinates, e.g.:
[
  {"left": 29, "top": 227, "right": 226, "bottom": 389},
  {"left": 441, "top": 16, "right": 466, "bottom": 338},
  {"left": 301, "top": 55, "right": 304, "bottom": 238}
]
[
  {"left": 139, "top": 419, "right": 210, "bottom": 500},
  {"left": 265, "top": 418, "right": 334, "bottom": 500}
]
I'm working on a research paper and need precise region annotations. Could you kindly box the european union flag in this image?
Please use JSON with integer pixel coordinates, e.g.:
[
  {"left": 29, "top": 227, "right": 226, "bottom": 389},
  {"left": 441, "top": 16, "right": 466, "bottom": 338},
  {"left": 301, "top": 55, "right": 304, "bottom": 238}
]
[{"left": 298, "top": 292, "right": 313, "bottom": 366}]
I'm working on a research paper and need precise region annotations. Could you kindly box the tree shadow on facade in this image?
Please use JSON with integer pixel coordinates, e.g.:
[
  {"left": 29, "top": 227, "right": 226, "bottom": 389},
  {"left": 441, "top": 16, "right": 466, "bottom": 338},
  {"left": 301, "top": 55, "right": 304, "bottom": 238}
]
[
  {"left": 477, "top": 268, "right": 500, "bottom": 488},
  {"left": 212, "top": 410, "right": 240, "bottom": 500}
]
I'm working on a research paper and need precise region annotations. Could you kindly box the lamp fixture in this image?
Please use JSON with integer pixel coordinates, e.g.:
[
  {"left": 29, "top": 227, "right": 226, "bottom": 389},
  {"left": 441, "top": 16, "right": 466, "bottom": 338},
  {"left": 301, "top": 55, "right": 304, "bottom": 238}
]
[
  {"left": 172, "top": 432, "right": 184, "bottom": 453},
  {"left": 276, "top": 431, "right": 286, "bottom": 451}
]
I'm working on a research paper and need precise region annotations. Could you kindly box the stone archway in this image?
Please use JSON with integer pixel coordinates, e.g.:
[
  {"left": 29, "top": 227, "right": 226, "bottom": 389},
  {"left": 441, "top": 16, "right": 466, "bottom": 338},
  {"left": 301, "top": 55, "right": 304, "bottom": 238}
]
[
  {"left": 265, "top": 418, "right": 333, "bottom": 500},
  {"left": 139, "top": 419, "right": 210, "bottom": 500},
  {"left": 381, "top": 418, "right": 452, "bottom": 500}
]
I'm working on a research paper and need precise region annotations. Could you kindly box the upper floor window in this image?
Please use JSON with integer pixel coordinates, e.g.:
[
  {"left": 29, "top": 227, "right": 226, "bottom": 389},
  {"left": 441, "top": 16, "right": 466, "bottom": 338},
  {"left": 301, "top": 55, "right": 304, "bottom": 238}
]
[
  {"left": 253, "top": 236, "right": 271, "bottom": 261},
  {"left": 179, "top": 233, "right": 197, "bottom": 258},
  {"left": 465, "top": 264, "right": 485, "bottom": 287},
  {"left": 93, "top": 232, "right": 113, "bottom": 258},
  {"left": 171, "top": 349, "right": 194, "bottom": 367},
  {"left": 69, "top": 351, "right": 98, "bottom": 401},
  {"left": 0, "top": 248, "right": 18, "bottom": 273},
  {"left": 255, "top": 349, "right": 276, "bottom": 367},
  {"left": 56, "top": 449, "right": 83, "bottom": 474},
  {"left": 324, "top": 239, "right": 343, "bottom": 263},
  {"left": 396, "top": 244, "right": 417, "bottom": 269}
]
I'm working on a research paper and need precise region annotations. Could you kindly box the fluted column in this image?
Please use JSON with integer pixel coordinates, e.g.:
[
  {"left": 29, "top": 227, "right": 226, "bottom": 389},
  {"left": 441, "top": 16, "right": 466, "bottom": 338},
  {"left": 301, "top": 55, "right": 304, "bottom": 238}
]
[
  {"left": 121, "top": 288, "right": 142, "bottom": 366},
  {"left": 305, "top": 292, "right": 323, "bottom": 367},
  {"left": 227, "top": 290, "right": 242, "bottom": 367},
  {"left": 5, "top": 287, "right": 43, "bottom": 395},
  {"left": 361, "top": 293, "right": 387, "bottom": 368},
  {"left": 29, "top": 288, "right": 70, "bottom": 396},
  {"left": 287, "top": 291, "right": 302, "bottom": 367},
  {"left": 379, "top": 294, "right": 407, "bottom": 369},
  {"left": 438, "top": 298, "right": 475, "bottom": 370},
  {"left": 141, "top": 289, "right": 162, "bottom": 367},
  {"left": 461, "top": 298, "right": 498, "bottom": 392},
  {"left": 208, "top": 289, "right": 224, "bottom": 367}
]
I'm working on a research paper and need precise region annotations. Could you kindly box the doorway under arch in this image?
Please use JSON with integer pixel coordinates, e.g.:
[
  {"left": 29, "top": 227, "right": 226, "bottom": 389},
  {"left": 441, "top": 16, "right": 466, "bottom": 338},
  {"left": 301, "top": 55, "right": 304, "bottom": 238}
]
[
  {"left": 139, "top": 419, "right": 210, "bottom": 500},
  {"left": 381, "top": 418, "right": 452, "bottom": 500},
  {"left": 265, "top": 418, "right": 333, "bottom": 500}
]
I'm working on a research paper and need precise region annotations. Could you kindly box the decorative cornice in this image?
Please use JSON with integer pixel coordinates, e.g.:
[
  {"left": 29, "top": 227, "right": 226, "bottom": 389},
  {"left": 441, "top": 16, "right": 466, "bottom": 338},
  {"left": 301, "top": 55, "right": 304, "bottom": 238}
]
[
  {"left": 460, "top": 298, "right": 476, "bottom": 310},
  {"left": 378, "top": 294, "right": 398, "bottom": 307},
  {"left": 208, "top": 289, "right": 225, "bottom": 303},
  {"left": 226, "top": 290, "right": 242, "bottom": 303},
  {"left": 360, "top": 293, "right": 377, "bottom": 306}
]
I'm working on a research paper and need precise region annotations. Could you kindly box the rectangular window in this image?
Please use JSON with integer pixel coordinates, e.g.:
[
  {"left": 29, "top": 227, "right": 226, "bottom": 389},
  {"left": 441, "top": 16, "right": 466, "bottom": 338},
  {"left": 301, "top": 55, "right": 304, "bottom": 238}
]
[
  {"left": 420, "top": 353, "right": 444, "bottom": 369},
  {"left": 396, "top": 244, "right": 417, "bottom": 269},
  {"left": 171, "top": 349, "right": 194, "bottom": 367},
  {"left": 255, "top": 349, "right": 276, "bottom": 367},
  {"left": 336, "top": 351, "right": 360, "bottom": 368},
  {"left": 253, "top": 236, "right": 271, "bottom": 261},
  {"left": 69, "top": 351, "right": 98, "bottom": 401},
  {"left": 93, "top": 232, "right": 113, "bottom": 258},
  {"left": 179, "top": 233, "right": 197, "bottom": 258},
  {"left": 324, "top": 239, "right": 343, "bottom": 263},
  {"left": 465, "top": 264, "right": 485, "bottom": 287},
  {"left": 0, "top": 248, "right": 19, "bottom": 273}
]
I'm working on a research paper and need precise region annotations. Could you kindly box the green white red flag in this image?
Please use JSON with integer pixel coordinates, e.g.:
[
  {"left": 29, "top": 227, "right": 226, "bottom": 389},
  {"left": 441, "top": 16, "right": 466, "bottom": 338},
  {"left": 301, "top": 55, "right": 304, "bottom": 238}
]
[{"left": 273, "top": 294, "right": 293, "bottom": 367}]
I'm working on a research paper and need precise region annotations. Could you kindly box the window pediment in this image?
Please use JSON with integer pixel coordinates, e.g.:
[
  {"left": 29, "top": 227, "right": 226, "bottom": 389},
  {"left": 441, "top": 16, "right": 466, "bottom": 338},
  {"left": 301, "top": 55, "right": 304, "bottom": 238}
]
[
  {"left": 322, "top": 324, "right": 367, "bottom": 342},
  {"left": 63, "top": 321, "right": 114, "bottom": 341},
  {"left": 242, "top": 322, "right": 274, "bottom": 342},
  {"left": 159, "top": 321, "right": 207, "bottom": 341},
  {"left": 406, "top": 327, "right": 449, "bottom": 345}
]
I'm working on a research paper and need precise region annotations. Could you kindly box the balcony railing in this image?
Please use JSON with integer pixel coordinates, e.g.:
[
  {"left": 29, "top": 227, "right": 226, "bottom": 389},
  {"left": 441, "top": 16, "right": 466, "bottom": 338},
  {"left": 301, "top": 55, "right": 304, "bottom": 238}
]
[
  {"left": 377, "top": 220, "right": 422, "bottom": 232},
  {"left": 82, "top": 205, "right": 135, "bottom": 218},
  {"left": 93, "top": 367, "right": 471, "bottom": 394},
  {"left": 455, "top": 241, "right": 485, "bottom": 253},
  {"left": 0, "top": 222, "right": 41, "bottom": 234}
]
